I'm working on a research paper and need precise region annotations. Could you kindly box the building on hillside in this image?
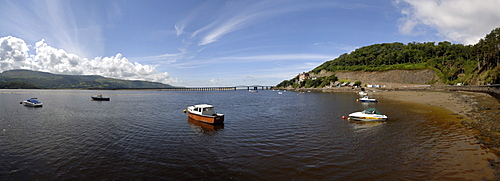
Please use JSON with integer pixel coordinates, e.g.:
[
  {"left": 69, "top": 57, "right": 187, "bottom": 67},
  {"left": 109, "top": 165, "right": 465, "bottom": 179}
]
[{"left": 298, "top": 72, "right": 310, "bottom": 82}]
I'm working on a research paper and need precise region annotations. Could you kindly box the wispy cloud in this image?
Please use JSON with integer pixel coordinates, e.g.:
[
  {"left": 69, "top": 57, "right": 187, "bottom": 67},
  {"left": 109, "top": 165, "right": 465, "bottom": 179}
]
[
  {"left": 174, "top": 24, "right": 185, "bottom": 36},
  {"left": 129, "top": 53, "right": 183, "bottom": 65},
  {"left": 198, "top": 10, "right": 262, "bottom": 46},
  {"left": 313, "top": 41, "right": 358, "bottom": 51},
  {"left": 395, "top": 0, "right": 500, "bottom": 44},
  {"left": 177, "top": 1, "right": 344, "bottom": 47},
  {"left": 0, "top": 0, "right": 105, "bottom": 58},
  {"left": 172, "top": 53, "right": 336, "bottom": 68}
]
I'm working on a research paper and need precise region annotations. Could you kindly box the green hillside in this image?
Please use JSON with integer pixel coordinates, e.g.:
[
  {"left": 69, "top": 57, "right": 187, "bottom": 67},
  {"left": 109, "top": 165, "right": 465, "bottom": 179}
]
[
  {"left": 0, "top": 69, "right": 175, "bottom": 89},
  {"left": 277, "top": 27, "right": 500, "bottom": 88}
]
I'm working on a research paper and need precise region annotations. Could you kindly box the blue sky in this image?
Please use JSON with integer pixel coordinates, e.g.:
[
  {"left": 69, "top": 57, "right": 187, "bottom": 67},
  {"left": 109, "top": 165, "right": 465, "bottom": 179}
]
[{"left": 1, "top": 0, "right": 499, "bottom": 87}]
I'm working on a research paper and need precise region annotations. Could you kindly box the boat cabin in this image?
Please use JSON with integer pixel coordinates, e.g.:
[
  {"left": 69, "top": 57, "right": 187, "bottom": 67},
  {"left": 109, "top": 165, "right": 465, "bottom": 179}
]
[
  {"left": 191, "top": 104, "right": 216, "bottom": 116},
  {"left": 363, "top": 108, "right": 383, "bottom": 115}
]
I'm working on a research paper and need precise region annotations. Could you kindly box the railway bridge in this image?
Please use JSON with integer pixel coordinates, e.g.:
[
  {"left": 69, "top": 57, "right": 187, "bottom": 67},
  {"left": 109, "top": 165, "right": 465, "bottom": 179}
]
[{"left": 154, "top": 85, "right": 274, "bottom": 91}]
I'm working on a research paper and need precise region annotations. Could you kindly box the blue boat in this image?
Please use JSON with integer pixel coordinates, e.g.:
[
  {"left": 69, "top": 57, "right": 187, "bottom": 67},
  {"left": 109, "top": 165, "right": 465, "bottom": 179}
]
[{"left": 357, "top": 96, "right": 378, "bottom": 102}]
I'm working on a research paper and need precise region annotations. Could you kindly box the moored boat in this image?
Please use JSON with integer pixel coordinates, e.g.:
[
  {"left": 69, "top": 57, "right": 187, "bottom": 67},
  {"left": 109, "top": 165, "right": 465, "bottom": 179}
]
[
  {"left": 348, "top": 108, "right": 387, "bottom": 122},
  {"left": 185, "top": 104, "right": 224, "bottom": 124},
  {"left": 91, "top": 94, "right": 110, "bottom": 101},
  {"left": 22, "top": 98, "right": 43, "bottom": 107},
  {"left": 358, "top": 91, "right": 368, "bottom": 96},
  {"left": 357, "top": 96, "right": 378, "bottom": 102},
  {"left": 187, "top": 117, "right": 224, "bottom": 132}
]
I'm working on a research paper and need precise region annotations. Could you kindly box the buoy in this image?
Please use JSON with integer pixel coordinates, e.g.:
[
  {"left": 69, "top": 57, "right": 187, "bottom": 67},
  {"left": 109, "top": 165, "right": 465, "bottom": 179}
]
[
  {"left": 342, "top": 116, "right": 346, "bottom": 119},
  {"left": 356, "top": 99, "right": 359, "bottom": 102},
  {"left": 183, "top": 110, "right": 187, "bottom": 113},
  {"left": 19, "top": 101, "right": 22, "bottom": 104}
]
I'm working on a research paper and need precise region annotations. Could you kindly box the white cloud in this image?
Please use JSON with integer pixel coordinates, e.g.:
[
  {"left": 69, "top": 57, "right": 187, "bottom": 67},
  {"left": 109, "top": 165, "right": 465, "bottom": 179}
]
[
  {"left": 209, "top": 79, "right": 222, "bottom": 84},
  {"left": 395, "top": 0, "right": 500, "bottom": 44},
  {"left": 0, "top": 36, "right": 177, "bottom": 85},
  {"left": 0, "top": 36, "right": 33, "bottom": 70}
]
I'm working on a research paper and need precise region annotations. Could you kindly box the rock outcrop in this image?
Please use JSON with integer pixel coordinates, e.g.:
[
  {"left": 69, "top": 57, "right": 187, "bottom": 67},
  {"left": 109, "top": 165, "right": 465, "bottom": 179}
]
[{"left": 334, "top": 69, "right": 440, "bottom": 88}]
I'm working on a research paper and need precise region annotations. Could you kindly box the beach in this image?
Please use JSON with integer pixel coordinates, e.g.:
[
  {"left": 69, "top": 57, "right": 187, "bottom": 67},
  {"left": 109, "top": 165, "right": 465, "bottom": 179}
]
[
  {"left": 372, "top": 90, "right": 500, "bottom": 151},
  {"left": 296, "top": 86, "right": 500, "bottom": 150}
]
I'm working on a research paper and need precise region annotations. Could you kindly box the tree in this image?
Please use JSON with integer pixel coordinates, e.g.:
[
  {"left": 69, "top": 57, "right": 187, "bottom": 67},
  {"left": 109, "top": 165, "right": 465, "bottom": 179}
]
[{"left": 353, "top": 81, "right": 362, "bottom": 87}]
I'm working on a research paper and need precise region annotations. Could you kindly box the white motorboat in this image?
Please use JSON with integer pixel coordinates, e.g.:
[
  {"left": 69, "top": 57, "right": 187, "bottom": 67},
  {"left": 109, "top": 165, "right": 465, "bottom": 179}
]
[
  {"left": 185, "top": 104, "right": 224, "bottom": 124},
  {"left": 357, "top": 96, "right": 378, "bottom": 102},
  {"left": 22, "top": 98, "right": 43, "bottom": 107},
  {"left": 348, "top": 108, "right": 387, "bottom": 122}
]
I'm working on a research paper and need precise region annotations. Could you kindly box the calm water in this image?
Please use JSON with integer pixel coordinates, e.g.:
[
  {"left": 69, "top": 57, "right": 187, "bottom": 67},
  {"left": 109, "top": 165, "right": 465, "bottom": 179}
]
[{"left": 0, "top": 89, "right": 497, "bottom": 180}]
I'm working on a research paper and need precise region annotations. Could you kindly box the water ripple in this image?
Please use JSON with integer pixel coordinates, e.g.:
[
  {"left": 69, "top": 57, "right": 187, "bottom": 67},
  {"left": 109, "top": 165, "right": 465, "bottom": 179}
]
[{"left": 0, "top": 90, "right": 497, "bottom": 180}]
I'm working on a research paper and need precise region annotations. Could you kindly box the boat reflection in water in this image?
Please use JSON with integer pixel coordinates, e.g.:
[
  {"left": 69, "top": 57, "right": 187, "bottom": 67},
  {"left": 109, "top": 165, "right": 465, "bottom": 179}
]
[
  {"left": 349, "top": 121, "right": 385, "bottom": 133},
  {"left": 187, "top": 117, "right": 224, "bottom": 133}
]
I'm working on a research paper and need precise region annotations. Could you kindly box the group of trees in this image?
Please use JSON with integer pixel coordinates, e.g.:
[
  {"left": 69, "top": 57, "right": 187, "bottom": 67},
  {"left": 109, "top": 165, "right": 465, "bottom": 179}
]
[
  {"left": 277, "top": 27, "right": 500, "bottom": 88},
  {"left": 299, "top": 74, "right": 338, "bottom": 88},
  {"left": 311, "top": 41, "right": 479, "bottom": 84},
  {"left": 0, "top": 81, "right": 43, "bottom": 89},
  {"left": 0, "top": 69, "right": 175, "bottom": 89}
]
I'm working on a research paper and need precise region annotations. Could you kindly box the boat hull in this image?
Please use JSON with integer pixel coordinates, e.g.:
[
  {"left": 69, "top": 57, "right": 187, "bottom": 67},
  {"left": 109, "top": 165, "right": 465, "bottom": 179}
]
[
  {"left": 187, "top": 117, "right": 224, "bottom": 131},
  {"left": 359, "top": 99, "right": 378, "bottom": 102},
  {"left": 22, "top": 101, "right": 42, "bottom": 107},
  {"left": 92, "top": 97, "right": 110, "bottom": 101},
  {"left": 348, "top": 116, "right": 387, "bottom": 122},
  {"left": 187, "top": 111, "right": 224, "bottom": 124}
]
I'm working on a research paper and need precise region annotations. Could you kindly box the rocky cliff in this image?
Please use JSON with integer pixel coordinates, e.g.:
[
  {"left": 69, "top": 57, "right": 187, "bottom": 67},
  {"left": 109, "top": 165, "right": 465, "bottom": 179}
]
[{"left": 332, "top": 69, "right": 440, "bottom": 88}]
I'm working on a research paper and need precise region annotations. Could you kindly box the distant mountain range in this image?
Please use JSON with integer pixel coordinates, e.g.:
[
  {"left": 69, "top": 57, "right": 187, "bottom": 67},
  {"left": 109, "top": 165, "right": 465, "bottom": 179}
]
[{"left": 0, "top": 69, "right": 175, "bottom": 89}]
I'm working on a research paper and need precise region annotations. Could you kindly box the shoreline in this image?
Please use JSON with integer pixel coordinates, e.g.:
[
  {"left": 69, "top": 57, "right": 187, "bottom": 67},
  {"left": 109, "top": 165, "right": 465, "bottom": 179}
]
[
  {"left": 286, "top": 86, "right": 500, "bottom": 169},
  {"left": 284, "top": 87, "right": 500, "bottom": 150},
  {"left": 372, "top": 89, "right": 500, "bottom": 168},
  {"left": 373, "top": 90, "right": 500, "bottom": 149}
]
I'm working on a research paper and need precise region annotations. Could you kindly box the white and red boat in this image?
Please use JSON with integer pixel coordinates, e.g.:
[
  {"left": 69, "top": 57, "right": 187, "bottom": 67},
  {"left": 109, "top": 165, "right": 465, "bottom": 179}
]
[{"left": 185, "top": 104, "right": 224, "bottom": 124}]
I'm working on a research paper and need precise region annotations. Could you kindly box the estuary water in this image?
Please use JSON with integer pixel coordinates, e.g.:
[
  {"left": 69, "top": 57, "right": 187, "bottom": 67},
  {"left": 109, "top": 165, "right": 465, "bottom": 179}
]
[{"left": 0, "top": 89, "right": 497, "bottom": 180}]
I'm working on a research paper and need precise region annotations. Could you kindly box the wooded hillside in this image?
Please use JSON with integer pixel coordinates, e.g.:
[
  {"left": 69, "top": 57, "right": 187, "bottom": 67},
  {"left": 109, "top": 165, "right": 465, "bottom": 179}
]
[
  {"left": 278, "top": 27, "right": 500, "bottom": 88},
  {"left": 0, "top": 69, "right": 175, "bottom": 89}
]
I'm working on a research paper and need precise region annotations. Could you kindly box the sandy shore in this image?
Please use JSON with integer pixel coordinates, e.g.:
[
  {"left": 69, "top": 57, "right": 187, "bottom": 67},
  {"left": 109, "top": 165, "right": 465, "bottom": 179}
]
[
  {"left": 282, "top": 86, "right": 500, "bottom": 148},
  {"left": 372, "top": 90, "right": 500, "bottom": 149},
  {"left": 286, "top": 86, "right": 500, "bottom": 169}
]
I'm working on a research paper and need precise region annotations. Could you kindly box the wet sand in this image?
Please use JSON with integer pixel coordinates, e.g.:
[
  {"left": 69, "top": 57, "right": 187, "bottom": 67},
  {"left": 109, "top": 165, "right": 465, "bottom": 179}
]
[
  {"left": 373, "top": 90, "right": 500, "bottom": 150},
  {"left": 286, "top": 86, "right": 500, "bottom": 171}
]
